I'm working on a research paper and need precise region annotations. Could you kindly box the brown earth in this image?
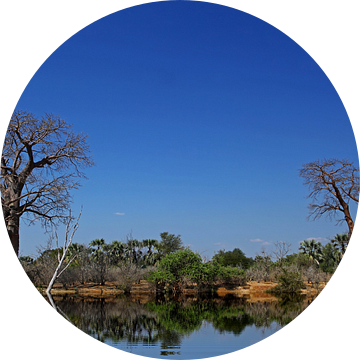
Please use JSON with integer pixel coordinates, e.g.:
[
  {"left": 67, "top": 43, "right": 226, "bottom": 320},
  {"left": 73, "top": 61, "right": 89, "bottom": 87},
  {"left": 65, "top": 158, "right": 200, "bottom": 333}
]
[{"left": 39, "top": 279, "right": 325, "bottom": 299}]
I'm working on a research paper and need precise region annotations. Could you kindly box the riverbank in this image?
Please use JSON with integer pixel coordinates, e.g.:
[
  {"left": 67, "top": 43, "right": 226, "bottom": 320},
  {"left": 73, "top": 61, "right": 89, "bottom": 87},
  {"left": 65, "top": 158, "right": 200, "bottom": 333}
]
[{"left": 38, "top": 280, "right": 326, "bottom": 298}]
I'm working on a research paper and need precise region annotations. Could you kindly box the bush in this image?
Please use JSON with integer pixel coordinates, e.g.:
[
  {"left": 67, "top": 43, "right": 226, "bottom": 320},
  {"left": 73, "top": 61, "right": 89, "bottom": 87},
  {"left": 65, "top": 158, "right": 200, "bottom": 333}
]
[
  {"left": 147, "top": 249, "right": 206, "bottom": 288},
  {"left": 212, "top": 248, "right": 254, "bottom": 269},
  {"left": 21, "top": 255, "right": 57, "bottom": 286},
  {"left": 246, "top": 255, "right": 273, "bottom": 282},
  {"left": 86, "top": 260, "right": 109, "bottom": 285},
  {"left": 108, "top": 264, "right": 156, "bottom": 292},
  {"left": 214, "top": 265, "right": 246, "bottom": 286},
  {"left": 147, "top": 248, "right": 246, "bottom": 292},
  {"left": 300, "top": 265, "right": 332, "bottom": 288},
  {"left": 56, "top": 267, "right": 79, "bottom": 287},
  {"left": 269, "top": 270, "right": 305, "bottom": 294},
  {"left": 20, "top": 261, "right": 42, "bottom": 285}
]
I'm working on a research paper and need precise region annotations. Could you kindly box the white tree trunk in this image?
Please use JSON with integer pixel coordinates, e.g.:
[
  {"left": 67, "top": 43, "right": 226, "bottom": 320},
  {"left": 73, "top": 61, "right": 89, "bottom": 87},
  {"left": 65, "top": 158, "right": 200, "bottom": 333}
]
[
  {"left": 46, "top": 251, "right": 68, "bottom": 296},
  {"left": 46, "top": 209, "right": 82, "bottom": 302}
]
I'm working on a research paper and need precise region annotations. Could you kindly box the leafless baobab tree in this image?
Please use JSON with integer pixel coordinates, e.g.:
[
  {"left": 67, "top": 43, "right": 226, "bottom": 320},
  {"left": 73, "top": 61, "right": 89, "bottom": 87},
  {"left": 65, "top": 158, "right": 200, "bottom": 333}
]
[
  {"left": 299, "top": 158, "right": 359, "bottom": 239},
  {"left": 1, "top": 111, "right": 94, "bottom": 256}
]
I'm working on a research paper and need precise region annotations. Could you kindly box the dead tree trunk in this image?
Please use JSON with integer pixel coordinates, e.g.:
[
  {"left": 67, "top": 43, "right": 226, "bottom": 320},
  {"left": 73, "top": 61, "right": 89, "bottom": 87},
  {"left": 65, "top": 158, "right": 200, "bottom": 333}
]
[{"left": 46, "top": 210, "right": 82, "bottom": 298}]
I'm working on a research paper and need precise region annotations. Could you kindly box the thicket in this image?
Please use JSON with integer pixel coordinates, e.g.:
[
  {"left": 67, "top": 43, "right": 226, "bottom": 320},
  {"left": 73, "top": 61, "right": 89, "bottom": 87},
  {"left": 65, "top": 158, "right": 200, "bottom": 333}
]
[
  {"left": 20, "top": 232, "right": 346, "bottom": 294},
  {"left": 147, "top": 248, "right": 246, "bottom": 293},
  {"left": 245, "top": 237, "right": 344, "bottom": 294},
  {"left": 245, "top": 252, "right": 332, "bottom": 285},
  {"left": 269, "top": 271, "right": 305, "bottom": 295},
  {"left": 212, "top": 248, "right": 254, "bottom": 269},
  {"left": 20, "top": 232, "right": 182, "bottom": 290}
]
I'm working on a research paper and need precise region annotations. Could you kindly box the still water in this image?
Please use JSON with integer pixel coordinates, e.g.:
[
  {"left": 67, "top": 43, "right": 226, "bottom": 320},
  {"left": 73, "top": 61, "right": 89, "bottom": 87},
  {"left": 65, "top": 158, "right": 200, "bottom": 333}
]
[{"left": 51, "top": 293, "right": 315, "bottom": 359}]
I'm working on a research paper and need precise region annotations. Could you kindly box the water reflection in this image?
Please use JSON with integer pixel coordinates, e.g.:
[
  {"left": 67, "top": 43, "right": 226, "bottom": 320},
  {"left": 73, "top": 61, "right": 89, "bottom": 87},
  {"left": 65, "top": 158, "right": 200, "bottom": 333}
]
[{"left": 49, "top": 293, "right": 316, "bottom": 357}]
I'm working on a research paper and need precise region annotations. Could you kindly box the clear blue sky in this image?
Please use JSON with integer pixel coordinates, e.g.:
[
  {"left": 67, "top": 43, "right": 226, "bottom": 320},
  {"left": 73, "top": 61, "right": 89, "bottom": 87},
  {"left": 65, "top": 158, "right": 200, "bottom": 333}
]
[{"left": 15, "top": 1, "right": 358, "bottom": 259}]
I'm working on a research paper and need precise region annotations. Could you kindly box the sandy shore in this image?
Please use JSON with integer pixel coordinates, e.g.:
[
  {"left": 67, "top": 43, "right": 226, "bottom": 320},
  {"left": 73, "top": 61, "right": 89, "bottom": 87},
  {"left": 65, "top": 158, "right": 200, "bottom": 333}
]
[{"left": 38, "top": 279, "right": 325, "bottom": 299}]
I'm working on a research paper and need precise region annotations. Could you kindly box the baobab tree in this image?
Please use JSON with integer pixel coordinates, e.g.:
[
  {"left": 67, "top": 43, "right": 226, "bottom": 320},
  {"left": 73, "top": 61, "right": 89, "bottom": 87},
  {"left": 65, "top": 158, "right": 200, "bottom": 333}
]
[
  {"left": 1, "top": 110, "right": 94, "bottom": 256},
  {"left": 299, "top": 158, "right": 359, "bottom": 239}
]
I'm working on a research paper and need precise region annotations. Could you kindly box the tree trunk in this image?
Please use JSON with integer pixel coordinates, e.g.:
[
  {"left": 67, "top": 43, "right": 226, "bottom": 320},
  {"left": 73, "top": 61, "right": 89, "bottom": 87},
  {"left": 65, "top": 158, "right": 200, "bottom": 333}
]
[
  {"left": 6, "top": 209, "right": 19, "bottom": 256},
  {"left": 47, "top": 262, "right": 62, "bottom": 297},
  {"left": 8, "top": 229, "right": 19, "bottom": 257},
  {"left": 343, "top": 204, "right": 354, "bottom": 240}
]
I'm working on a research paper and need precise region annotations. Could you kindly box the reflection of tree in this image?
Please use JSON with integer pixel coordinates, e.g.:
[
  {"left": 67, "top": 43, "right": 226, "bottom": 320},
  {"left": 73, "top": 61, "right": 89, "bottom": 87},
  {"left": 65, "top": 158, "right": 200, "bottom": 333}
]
[
  {"left": 145, "top": 301, "right": 203, "bottom": 335},
  {"left": 56, "top": 296, "right": 162, "bottom": 345},
  {"left": 212, "top": 315, "right": 252, "bottom": 335},
  {"left": 159, "top": 330, "right": 182, "bottom": 350},
  {"left": 245, "top": 294, "right": 307, "bottom": 327},
  {"left": 52, "top": 294, "right": 314, "bottom": 349}
]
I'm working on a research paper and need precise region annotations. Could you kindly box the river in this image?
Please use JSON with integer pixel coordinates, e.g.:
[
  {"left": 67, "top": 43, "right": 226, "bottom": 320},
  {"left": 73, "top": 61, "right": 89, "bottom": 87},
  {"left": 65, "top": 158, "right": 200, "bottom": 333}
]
[{"left": 49, "top": 293, "right": 316, "bottom": 359}]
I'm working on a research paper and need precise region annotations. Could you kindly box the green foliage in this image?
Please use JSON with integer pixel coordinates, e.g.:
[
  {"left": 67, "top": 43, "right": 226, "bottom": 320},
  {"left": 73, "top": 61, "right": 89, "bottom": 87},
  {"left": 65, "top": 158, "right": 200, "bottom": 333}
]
[
  {"left": 331, "top": 233, "right": 349, "bottom": 258},
  {"left": 37, "top": 248, "right": 61, "bottom": 264},
  {"left": 319, "top": 242, "right": 340, "bottom": 273},
  {"left": 254, "top": 255, "right": 272, "bottom": 264},
  {"left": 147, "top": 249, "right": 205, "bottom": 286},
  {"left": 25, "top": 229, "right": 343, "bottom": 289},
  {"left": 215, "top": 264, "right": 245, "bottom": 283},
  {"left": 159, "top": 232, "right": 183, "bottom": 256},
  {"left": 270, "top": 270, "right": 305, "bottom": 294},
  {"left": 142, "top": 239, "right": 161, "bottom": 265},
  {"left": 296, "top": 238, "right": 343, "bottom": 274},
  {"left": 299, "top": 239, "right": 324, "bottom": 265},
  {"left": 283, "top": 253, "right": 312, "bottom": 268},
  {"left": 19, "top": 256, "right": 34, "bottom": 264},
  {"left": 104, "top": 241, "right": 124, "bottom": 265},
  {"left": 89, "top": 238, "right": 106, "bottom": 261},
  {"left": 148, "top": 248, "right": 245, "bottom": 290},
  {"left": 212, "top": 248, "right": 254, "bottom": 269}
]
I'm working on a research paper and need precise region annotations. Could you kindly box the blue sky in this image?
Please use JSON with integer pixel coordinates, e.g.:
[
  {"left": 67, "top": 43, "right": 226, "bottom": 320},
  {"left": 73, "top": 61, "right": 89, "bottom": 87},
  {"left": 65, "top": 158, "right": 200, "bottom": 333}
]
[{"left": 14, "top": 1, "right": 358, "bottom": 258}]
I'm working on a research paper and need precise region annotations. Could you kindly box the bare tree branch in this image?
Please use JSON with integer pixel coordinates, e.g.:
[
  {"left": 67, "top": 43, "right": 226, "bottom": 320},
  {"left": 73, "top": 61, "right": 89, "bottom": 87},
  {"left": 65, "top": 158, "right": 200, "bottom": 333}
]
[
  {"left": 46, "top": 208, "right": 82, "bottom": 296},
  {"left": 299, "top": 158, "right": 359, "bottom": 239}
]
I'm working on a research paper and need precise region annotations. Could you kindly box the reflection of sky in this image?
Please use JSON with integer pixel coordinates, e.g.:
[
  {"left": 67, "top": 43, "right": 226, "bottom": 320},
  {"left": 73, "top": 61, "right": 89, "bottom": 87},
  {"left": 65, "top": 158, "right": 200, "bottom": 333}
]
[{"left": 106, "top": 321, "right": 282, "bottom": 359}]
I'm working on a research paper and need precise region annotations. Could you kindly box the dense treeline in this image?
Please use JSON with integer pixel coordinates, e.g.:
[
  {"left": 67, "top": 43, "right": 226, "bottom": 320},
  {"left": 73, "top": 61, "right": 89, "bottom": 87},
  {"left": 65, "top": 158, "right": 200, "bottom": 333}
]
[
  {"left": 20, "top": 232, "right": 183, "bottom": 290},
  {"left": 20, "top": 231, "right": 347, "bottom": 294}
]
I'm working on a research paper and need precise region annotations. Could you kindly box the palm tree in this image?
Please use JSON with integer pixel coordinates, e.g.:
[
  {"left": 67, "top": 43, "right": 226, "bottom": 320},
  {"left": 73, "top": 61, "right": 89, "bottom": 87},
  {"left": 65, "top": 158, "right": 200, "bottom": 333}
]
[
  {"left": 89, "top": 238, "right": 106, "bottom": 262},
  {"left": 65, "top": 242, "right": 86, "bottom": 265},
  {"left": 143, "top": 239, "right": 158, "bottom": 252},
  {"left": 126, "top": 239, "right": 142, "bottom": 264},
  {"left": 89, "top": 238, "right": 105, "bottom": 250},
  {"left": 109, "top": 241, "right": 126, "bottom": 265},
  {"left": 331, "top": 233, "right": 349, "bottom": 259},
  {"left": 299, "top": 239, "right": 324, "bottom": 265},
  {"left": 143, "top": 239, "right": 160, "bottom": 266}
]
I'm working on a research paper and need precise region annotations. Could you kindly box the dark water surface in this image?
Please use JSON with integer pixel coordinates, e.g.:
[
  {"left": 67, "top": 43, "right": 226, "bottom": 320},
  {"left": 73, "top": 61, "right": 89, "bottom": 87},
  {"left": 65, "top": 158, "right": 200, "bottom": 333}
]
[{"left": 51, "top": 293, "right": 316, "bottom": 359}]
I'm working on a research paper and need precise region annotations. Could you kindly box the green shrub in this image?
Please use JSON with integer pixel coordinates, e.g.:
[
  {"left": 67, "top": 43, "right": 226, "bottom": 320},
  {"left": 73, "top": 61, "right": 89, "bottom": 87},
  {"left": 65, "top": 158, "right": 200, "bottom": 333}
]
[
  {"left": 215, "top": 265, "right": 246, "bottom": 285},
  {"left": 147, "top": 249, "right": 207, "bottom": 287},
  {"left": 212, "top": 248, "right": 254, "bottom": 269},
  {"left": 147, "top": 248, "right": 246, "bottom": 292},
  {"left": 269, "top": 270, "right": 305, "bottom": 294}
]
